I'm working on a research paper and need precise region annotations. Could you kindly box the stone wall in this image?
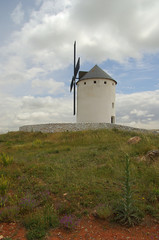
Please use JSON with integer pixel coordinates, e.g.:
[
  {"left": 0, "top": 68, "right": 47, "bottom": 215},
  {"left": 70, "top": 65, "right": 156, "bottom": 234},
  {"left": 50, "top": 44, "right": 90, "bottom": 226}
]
[{"left": 19, "top": 123, "right": 156, "bottom": 134}]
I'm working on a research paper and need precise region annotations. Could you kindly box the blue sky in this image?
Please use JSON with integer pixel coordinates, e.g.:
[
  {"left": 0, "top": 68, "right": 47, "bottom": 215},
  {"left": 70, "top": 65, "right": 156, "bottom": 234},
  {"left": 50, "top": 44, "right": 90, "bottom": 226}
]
[{"left": 0, "top": 0, "right": 159, "bottom": 132}]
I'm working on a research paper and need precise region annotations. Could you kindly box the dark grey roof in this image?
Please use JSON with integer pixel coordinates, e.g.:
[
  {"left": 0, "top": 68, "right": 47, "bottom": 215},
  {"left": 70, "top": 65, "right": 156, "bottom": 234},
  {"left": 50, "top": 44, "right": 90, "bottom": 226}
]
[{"left": 78, "top": 65, "right": 117, "bottom": 84}]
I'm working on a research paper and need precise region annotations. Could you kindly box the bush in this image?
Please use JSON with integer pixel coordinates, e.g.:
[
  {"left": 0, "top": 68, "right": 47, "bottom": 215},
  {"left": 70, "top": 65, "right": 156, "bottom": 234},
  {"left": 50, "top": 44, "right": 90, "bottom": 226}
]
[
  {"left": 0, "top": 206, "right": 19, "bottom": 222},
  {"left": 23, "top": 206, "right": 59, "bottom": 240},
  {"left": 23, "top": 212, "right": 46, "bottom": 240}
]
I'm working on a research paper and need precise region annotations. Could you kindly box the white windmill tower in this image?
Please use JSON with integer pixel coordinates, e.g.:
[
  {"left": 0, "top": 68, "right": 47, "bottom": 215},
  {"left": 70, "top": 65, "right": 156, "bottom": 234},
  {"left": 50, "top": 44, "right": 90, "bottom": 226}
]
[{"left": 70, "top": 42, "right": 117, "bottom": 124}]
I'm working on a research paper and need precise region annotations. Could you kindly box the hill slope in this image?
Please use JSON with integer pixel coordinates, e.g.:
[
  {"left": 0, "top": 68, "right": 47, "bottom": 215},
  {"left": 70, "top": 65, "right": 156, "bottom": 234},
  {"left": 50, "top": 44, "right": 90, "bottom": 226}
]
[{"left": 0, "top": 129, "right": 159, "bottom": 238}]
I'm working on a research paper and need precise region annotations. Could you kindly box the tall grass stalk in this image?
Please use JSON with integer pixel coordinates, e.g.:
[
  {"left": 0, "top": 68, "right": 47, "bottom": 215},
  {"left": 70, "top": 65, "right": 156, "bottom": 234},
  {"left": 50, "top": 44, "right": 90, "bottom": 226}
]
[{"left": 113, "top": 155, "right": 143, "bottom": 227}]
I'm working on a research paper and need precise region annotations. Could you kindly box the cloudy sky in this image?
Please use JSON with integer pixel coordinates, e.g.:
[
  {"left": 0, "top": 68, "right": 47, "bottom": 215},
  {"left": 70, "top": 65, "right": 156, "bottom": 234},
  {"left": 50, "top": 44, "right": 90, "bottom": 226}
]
[{"left": 0, "top": 0, "right": 159, "bottom": 133}]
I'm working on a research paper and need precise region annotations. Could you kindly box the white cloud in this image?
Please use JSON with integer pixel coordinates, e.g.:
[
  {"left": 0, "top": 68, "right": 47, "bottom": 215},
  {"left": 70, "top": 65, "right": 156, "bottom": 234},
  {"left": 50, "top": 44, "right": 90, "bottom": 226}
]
[
  {"left": 116, "top": 90, "right": 159, "bottom": 129},
  {"left": 5, "top": 0, "right": 159, "bottom": 73},
  {"left": 0, "top": 0, "right": 159, "bottom": 133},
  {"left": 130, "top": 109, "right": 147, "bottom": 117},
  {"left": 11, "top": 2, "right": 24, "bottom": 25},
  {"left": 31, "top": 79, "right": 65, "bottom": 95}
]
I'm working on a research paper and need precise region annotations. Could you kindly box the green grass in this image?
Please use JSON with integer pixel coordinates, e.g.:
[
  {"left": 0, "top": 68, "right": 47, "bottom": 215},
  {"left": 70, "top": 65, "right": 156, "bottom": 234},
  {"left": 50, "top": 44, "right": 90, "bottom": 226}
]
[{"left": 0, "top": 129, "right": 159, "bottom": 237}]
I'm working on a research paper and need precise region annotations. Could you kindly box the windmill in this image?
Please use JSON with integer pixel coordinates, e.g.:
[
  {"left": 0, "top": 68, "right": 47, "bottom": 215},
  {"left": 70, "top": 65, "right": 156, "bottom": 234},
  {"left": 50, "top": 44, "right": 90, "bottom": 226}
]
[{"left": 70, "top": 41, "right": 80, "bottom": 115}]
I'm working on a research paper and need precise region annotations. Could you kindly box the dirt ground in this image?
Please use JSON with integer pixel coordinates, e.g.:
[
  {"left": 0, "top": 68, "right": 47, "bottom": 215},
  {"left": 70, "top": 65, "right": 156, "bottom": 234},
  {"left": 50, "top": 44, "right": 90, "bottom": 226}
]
[{"left": 0, "top": 216, "right": 159, "bottom": 240}]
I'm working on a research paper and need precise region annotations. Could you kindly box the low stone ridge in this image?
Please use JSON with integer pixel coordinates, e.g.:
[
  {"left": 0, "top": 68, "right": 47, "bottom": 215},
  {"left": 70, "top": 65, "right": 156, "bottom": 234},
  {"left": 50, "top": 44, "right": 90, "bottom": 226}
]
[{"left": 19, "top": 123, "right": 157, "bottom": 134}]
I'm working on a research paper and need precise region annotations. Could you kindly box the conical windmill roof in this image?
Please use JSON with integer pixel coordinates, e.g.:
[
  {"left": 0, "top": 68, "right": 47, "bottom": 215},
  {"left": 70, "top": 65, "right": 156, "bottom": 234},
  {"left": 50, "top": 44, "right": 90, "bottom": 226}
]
[{"left": 79, "top": 65, "right": 117, "bottom": 84}]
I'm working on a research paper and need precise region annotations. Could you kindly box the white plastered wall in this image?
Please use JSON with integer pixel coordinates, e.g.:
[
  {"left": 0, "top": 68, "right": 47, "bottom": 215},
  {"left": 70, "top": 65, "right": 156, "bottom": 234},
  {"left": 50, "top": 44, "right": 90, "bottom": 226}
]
[{"left": 77, "top": 78, "right": 116, "bottom": 123}]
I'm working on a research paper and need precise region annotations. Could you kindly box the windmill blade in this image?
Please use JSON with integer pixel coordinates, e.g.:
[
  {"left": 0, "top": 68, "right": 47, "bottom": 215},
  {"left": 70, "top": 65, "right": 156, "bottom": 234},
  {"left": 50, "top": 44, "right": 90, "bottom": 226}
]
[
  {"left": 70, "top": 76, "right": 75, "bottom": 92},
  {"left": 70, "top": 41, "right": 80, "bottom": 115},
  {"left": 74, "top": 41, "right": 76, "bottom": 74},
  {"left": 74, "top": 57, "right": 80, "bottom": 79},
  {"left": 73, "top": 80, "right": 76, "bottom": 115}
]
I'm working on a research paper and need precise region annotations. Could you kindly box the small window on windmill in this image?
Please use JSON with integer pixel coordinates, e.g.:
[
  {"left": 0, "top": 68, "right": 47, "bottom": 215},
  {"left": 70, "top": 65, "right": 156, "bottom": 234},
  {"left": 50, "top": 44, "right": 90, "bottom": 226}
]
[
  {"left": 112, "top": 102, "right": 114, "bottom": 108},
  {"left": 104, "top": 81, "right": 107, "bottom": 84},
  {"left": 112, "top": 83, "right": 114, "bottom": 86},
  {"left": 84, "top": 82, "right": 86, "bottom": 85},
  {"left": 94, "top": 81, "right": 96, "bottom": 84}
]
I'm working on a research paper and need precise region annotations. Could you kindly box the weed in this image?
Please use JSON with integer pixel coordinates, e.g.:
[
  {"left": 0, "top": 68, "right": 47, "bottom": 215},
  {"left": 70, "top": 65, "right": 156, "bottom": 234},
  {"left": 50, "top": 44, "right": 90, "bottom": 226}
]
[
  {"left": 0, "top": 206, "right": 19, "bottom": 222},
  {"left": 145, "top": 205, "right": 156, "bottom": 215},
  {"left": 23, "top": 212, "right": 46, "bottom": 240},
  {"left": 35, "top": 190, "right": 51, "bottom": 205},
  {"left": 19, "top": 195, "right": 38, "bottom": 213},
  {"left": 0, "top": 153, "right": 13, "bottom": 166},
  {"left": 56, "top": 202, "right": 76, "bottom": 215},
  {"left": 43, "top": 204, "right": 59, "bottom": 228},
  {"left": 93, "top": 203, "right": 112, "bottom": 219},
  {"left": 0, "top": 175, "right": 9, "bottom": 196},
  {"left": 23, "top": 206, "right": 59, "bottom": 240},
  {"left": 148, "top": 188, "right": 159, "bottom": 203},
  {"left": 113, "top": 155, "right": 143, "bottom": 226},
  {"left": 60, "top": 215, "right": 79, "bottom": 230},
  {"left": 32, "top": 139, "right": 43, "bottom": 147},
  {"left": 153, "top": 189, "right": 159, "bottom": 200},
  {"left": 0, "top": 195, "right": 8, "bottom": 207}
]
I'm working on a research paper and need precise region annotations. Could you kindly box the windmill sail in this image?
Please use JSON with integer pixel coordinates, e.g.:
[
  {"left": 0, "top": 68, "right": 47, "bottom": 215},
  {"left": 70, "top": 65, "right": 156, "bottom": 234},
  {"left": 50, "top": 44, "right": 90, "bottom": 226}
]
[
  {"left": 70, "top": 41, "right": 80, "bottom": 115},
  {"left": 70, "top": 76, "right": 75, "bottom": 92}
]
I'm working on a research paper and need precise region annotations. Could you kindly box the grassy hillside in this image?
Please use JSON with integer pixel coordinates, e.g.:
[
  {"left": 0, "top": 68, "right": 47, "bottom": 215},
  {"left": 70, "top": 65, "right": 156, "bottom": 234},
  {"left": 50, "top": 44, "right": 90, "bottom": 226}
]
[{"left": 0, "top": 129, "right": 159, "bottom": 238}]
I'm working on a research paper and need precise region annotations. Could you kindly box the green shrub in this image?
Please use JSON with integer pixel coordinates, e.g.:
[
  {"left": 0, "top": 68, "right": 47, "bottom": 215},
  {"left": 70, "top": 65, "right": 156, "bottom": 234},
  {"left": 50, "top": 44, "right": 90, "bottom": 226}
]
[
  {"left": 43, "top": 204, "right": 59, "bottom": 228},
  {"left": 0, "top": 153, "right": 13, "bottom": 166},
  {"left": 0, "top": 206, "right": 19, "bottom": 222},
  {"left": 26, "top": 227, "right": 46, "bottom": 240},
  {"left": 23, "top": 212, "right": 46, "bottom": 240},
  {"left": 23, "top": 206, "right": 59, "bottom": 240},
  {"left": 32, "top": 139, "right": 42, "bottom": 147},
  {"left": 145, "top": 205, "right": 155, "bottom": 215},
  {"left": 93, "top": 204, "right": 112, "bottom": 219}
]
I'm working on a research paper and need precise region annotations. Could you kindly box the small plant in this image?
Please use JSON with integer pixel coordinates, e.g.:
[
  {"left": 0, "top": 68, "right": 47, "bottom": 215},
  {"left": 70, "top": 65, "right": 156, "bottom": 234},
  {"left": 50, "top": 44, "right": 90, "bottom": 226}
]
[
  {"left": 32, "top": 139, "right": 42, "bottom": 147},
  {"left": 0, "top": 206, "right": 19, "bottom": 222},
  {"left": 0, "top": 153, "right": 13, "bottom": 166},
  {"left": 23, "top": 206, "right": 59, "bottom": 240},
  {"left": 43, "top": 204, "right": 59, "bottom": 229},
  {"left": 35, "top": 190, "right": 50, "bottom": 205},
  {"left": 145, "top": 205, "right": 155, "bottom": 215},
  {"left": 60, "top": 215, "right": 79, "bottom": 230},
  {"left": 56, "top": 202, "right": 75, "bottom": 215},
  {"left": 0, "top": 175, "right": 9, "bottom": 196},
  {"left": 19, "top": 195, "right": 38, "bottom": 213},
  {"left": 146, "top": 188, "right": 159, "bottom": 203},
  {"left": 23, "top": 212, "right": 46, "bottom": 240},
  {"left": 0, "top": 195, "right": 8, "bottom": 207},
  {"left": 93, "top": 203, "right": 112, "bottom": 220},
  {"left": 113, "top": 155, "right": 143, "bottom": 227}
]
